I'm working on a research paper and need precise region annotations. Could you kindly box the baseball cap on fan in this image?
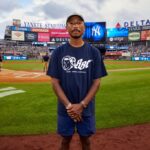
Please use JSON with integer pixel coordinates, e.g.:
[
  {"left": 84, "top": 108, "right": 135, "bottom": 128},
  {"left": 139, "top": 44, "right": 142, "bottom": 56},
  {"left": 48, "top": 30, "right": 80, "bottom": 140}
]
[{"left": 66, "top": 14, "right": 84, "bottom": 24}]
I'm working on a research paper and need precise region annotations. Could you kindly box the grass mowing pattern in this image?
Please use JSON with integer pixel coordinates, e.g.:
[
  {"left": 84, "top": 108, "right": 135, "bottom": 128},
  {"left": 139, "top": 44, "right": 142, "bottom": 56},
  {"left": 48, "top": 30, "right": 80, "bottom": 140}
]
[
  {"left": 0, "top": 83, "right": 57, "bottom": 135},
  {"left": 3, "top": 60, "right": 150, "bottom": 71},
  {"left": 96, "top": 69, "right": 150, "bottom": 128},
  {"left": 3, "top": 60, "right": 44, "bottom": 71},
  {"left": 105, "top": 60, "right": 150, "bottom": 70},
  {"left": 0, "top": 60, "right": 150, "bottom": 135}
]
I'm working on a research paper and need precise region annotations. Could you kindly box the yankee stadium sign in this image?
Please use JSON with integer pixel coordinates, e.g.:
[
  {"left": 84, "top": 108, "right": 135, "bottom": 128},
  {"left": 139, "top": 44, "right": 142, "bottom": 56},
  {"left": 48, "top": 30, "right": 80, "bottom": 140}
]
[
  {"left": 124, "top": 19, "right": 150, "bottom": 27},
  {"left": 23, "top": 22, "right": 66, "bottom": 29}
]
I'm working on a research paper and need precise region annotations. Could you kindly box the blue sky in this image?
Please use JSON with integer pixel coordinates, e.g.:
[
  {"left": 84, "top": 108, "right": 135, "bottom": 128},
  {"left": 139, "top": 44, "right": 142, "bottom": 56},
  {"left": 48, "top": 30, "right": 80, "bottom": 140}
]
[
  {"left": 20, "top": 0, "right": 32, "bottom": 6},
  {"left": 0, "top": 0, "right": 150, "bottom": 39}
]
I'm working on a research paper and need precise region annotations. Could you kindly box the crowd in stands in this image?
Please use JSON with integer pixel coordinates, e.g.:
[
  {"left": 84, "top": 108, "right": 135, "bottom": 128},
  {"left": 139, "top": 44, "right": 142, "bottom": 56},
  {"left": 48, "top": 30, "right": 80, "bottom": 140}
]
[
  {"left": 128, "top": 45, "right": 150, "bottom": 57},
  {"left": 0, "top": 43, "right": 150, "bottom": 60},
  {"left": 0, "top": 45, "right": 49, "bottom": 59}
]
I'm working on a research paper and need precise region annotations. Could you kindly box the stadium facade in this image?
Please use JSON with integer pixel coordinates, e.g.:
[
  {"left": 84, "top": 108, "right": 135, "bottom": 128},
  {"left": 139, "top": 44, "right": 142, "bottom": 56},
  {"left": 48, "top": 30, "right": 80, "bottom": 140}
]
[{"left": 0, "top": 19, "right": 150, "bottom": 61}]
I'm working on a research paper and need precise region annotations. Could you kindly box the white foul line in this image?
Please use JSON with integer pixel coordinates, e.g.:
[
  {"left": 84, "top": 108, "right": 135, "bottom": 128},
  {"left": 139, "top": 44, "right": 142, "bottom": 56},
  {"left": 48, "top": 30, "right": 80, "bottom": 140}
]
[
  {"left": 0, "top": 90, "right": 25, "bottom": 98},
  {"left": 14, "top": 72, "right": 44, "bottom": 78},
  {"left": 0, "top": 87, "right": 16, "bottom": 92}
]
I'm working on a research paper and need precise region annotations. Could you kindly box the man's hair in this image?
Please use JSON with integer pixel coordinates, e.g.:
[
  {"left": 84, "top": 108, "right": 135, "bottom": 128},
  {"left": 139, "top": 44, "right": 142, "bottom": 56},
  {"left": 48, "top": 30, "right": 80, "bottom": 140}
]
[{"left": 66, "top": 14, "right": 84, "bottom": 24}]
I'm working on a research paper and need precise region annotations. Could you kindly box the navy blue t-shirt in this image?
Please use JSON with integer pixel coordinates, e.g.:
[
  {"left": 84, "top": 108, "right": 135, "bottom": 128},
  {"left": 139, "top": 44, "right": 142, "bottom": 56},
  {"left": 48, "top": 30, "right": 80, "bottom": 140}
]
[{"left": 47, "top": 42, "right": 107, "bottom": 116}]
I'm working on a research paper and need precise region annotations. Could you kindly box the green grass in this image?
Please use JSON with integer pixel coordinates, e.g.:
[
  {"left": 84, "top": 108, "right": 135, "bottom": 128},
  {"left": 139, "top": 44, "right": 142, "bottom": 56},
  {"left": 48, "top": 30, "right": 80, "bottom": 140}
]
[
  {"left": 0, "top": 60, "right": 150, "bottom": 135},
  {"left": 104, "top": 60, "right": 150, "bottom": 70},
  {"left": 0, "top": 83, "right": 57, "bottom": 135},
  {"left": 3, "top": 60, "right": 44, "bottom": 71},
  {"left": 96, "top": 69, "right": 150, "bottom": 128},
  {"left": 2, "top": 60, "right": 150, "bottom": 71}
]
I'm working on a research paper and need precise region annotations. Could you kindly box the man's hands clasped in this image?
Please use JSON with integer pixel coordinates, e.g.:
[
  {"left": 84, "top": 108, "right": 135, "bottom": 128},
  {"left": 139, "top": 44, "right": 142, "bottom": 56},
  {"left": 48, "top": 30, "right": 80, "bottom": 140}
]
[{"left": 66, "top": 103, "right": 84, "bottom": 122}]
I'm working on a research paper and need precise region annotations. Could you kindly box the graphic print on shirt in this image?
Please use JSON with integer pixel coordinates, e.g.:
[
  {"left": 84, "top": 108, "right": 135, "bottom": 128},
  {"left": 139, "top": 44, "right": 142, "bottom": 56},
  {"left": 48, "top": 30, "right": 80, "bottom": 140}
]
[{"left": 62, "top": 55, "right": 92, "bottom": 73}]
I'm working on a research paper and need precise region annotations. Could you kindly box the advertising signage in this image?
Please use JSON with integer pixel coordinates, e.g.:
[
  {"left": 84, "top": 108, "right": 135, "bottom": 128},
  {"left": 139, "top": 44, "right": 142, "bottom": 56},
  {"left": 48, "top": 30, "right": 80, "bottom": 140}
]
[
  {"left": 142, "top": 25, "right": 150, "bottom": 30},
  {"left": 49, "top": 29, "right": 69, "bottom": 38},
  {"left": 50, "top": 37, "right": 69, "bottom": 42},
  {"left": 23, "top": 22, "right": 66, "bottom": 29},
  {"left": 4, "top": 55, "right": 27, "bottom": 60},
  {"left": 128, "top": 26, "right": 141, "bottom": 32},
  {"left": 11, "top": 31, "right": 25, "bottom": 41},
  {"left": 32, "top": 28, "right": 49, "bottom": 32},
  {"left": 25, "top": 32, "right": 38, "bottom": 42},
  {"left": 106, "top": 45, "right": 128, "bottom": 50},
  {"left": 107, "top": 28, "right": 128, "bottom": 38},
  {"left": 107, "top": 37, "right": 128, "bottom": 42},
  {"left": 128, "top": 25, "right": 150, "bottom": 32},
  {"left": 10, "top": 26, "right": 31, "bottom": 32},
  {"left": 141, "top": 30, "right": 150, "bottom": 41},
  {"left": 83, "top": 22, "right": 106, "bottom": 42},
  {"left": 124, "top": 19, "right": 150, "bottom": 27},
  {"left": 132, "top": 56, "right": 150, "bottom": 61},
  {"left": 38, "top": 33, "right": 49, "bottom": 42},
  {"left": 49, "top": 29, "right": 70, "bottom": 42},
  {"left": 128, "top": 32, "right": 140, "bottom": 41}
]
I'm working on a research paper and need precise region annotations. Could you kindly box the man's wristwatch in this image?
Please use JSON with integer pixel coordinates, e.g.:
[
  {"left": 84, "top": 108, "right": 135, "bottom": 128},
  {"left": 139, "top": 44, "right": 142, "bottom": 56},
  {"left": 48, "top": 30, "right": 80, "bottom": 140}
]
[
  {"left": 80, "top": 101, "right": 87, "bottom": 108},
  {"left": 66, "top": 103, "right": 72, "bottom": 109}
]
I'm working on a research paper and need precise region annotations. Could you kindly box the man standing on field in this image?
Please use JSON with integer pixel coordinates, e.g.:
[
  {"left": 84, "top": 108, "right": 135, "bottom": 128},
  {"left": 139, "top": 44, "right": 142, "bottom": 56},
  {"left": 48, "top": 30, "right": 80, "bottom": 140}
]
[
  {"left": 47, "top": 14, "right": 107, "bottom": 150},
  {"left": 0, "top": 53, "right": 3, "bottom": 72}
]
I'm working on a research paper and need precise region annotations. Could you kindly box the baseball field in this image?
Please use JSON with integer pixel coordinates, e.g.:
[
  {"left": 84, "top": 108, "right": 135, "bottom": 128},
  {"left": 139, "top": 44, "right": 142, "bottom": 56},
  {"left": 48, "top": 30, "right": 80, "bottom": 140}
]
[{"left": 0, "top": 60, "right": 150, "bottom": 150}]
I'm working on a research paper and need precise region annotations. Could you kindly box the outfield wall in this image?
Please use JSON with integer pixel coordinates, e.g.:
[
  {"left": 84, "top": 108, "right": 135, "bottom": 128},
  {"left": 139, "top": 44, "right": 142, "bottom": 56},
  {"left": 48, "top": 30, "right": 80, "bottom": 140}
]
[
  {"left": 3, "top": 55, "right": 27, "bottom": 60},
  {"left": 131, "top": 56, "right": 150, "bottom": 61}
]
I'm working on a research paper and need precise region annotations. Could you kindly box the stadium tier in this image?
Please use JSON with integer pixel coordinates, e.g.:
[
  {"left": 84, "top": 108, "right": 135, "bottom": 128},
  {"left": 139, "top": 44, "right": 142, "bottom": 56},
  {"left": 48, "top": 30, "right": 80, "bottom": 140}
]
[{"left": 1, "top": 23, "right": 150, "bottom": 61}]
